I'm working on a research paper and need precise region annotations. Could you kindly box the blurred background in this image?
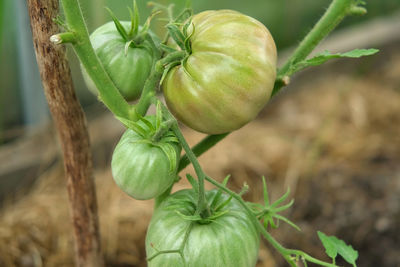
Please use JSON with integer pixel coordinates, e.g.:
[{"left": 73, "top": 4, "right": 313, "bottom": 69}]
[{"left": 0, "top": 0, "right": 399, "bottom": 266}]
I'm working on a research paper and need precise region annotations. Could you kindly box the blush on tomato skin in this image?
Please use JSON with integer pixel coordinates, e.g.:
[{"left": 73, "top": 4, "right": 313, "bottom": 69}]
[{"left": 162, "top": 10, "right": 277, "bottom": 134}]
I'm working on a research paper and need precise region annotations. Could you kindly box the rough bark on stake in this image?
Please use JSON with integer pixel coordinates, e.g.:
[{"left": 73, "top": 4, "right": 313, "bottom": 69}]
[{"left": 26, "top": 0, "right": 104, "bottom": 266}]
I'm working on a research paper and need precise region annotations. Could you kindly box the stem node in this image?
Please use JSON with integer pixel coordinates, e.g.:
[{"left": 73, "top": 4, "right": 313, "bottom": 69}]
[{"left": 50, "top": 32, "right": 76, "bottom": 44}]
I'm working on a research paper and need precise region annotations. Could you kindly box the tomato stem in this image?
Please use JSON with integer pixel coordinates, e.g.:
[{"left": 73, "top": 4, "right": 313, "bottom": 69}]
[
  {"left": 204, "top": 175, "right": 339, "bottom": 267},
  {"left": 136, "top": 50, "right": 186, "bottom": 116},
  {"left": 59, "top": 0, "right": 134, "bottom": 120},
  {"left": 272, "top": 0, "right": 365, "bottom": 96},
  {"left": 157, "top": 102, "right": 211, "bottom": 218}
]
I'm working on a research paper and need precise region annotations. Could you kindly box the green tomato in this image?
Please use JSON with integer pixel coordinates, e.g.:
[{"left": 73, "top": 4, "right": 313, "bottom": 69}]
[
  {"left": 111, "top": 117, "right": 181, "bottom": 200},
  {"left": 146, "top": 189, "right": 260, "bottom": 266},
  {"left": 162, "top": 10, "right": 277, "bottom": 134},
  {"left": 82, "top": 21, "right": 157, "bottom": 101}
]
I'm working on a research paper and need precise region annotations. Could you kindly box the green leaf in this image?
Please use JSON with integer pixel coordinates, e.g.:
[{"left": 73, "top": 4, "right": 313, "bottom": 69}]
[
  {"left": 292, "top": 48, "right": 379, "bottom": 74},
  {"left": 318, "top": 231, "right": 358, "bottom": 266},
  {"left": 105, "top": 7, "right": 129, "bottom": 41}
]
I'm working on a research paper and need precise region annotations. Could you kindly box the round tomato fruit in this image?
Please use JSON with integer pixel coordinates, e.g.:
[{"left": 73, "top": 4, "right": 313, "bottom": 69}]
[
  {"left": 82, "top": 21, "right": 157, "bottom": 101},
  {"left": 162, "top": 10, "right": 277, "bottom": 134},
  {"left": 111, "top": 116, "right": 181, "bottom": 200},
  {"left": 146, "top": 189, "right": 260, "bottom": 266}
]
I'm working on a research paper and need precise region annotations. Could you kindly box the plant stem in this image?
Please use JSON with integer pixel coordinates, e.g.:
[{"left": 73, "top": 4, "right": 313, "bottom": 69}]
[
  {"left": 178, "top": 133, "right": 229, "bottom": 171},
  {"left": 27, "top": 0, "right": 103, "bottom": 266},
  {"left": 272, "top": 0, "right": 362, "bottom": 96},
  {"left": 181, "top": 0, "right": 364, "bottom": 162},
  {"left": 204, "top": 175, "right": 337, "bottom": 267},
  {"left": 158, "top": 103, "right": 210, "bottom": 217},
  {"left": 171, "top": 123, "right": 210, "bottom": 217},
  {"left": 60, "top": 0, "right": 135, "bottom": 120},
  {"left": 136, "top": 50, "right": 186, "bottom": 116}
]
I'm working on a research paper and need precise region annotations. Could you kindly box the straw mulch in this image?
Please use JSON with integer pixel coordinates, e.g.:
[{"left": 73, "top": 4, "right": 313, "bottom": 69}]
[{"left": 0, "top": 47, "right": 399, "bottom": 266}]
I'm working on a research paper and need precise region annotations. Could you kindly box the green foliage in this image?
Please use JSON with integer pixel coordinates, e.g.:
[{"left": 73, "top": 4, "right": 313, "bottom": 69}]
[
  {"left": 318, "top": 231, "right": 359, "bottom": 266},
  {"left": 287, "top": 48, "right": 380, "bottom": 76}
]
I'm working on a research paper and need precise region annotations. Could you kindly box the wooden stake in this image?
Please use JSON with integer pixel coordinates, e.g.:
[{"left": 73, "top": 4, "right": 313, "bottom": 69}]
[{"left": 26, "top": 0, "right": 104, "bottom": 266}]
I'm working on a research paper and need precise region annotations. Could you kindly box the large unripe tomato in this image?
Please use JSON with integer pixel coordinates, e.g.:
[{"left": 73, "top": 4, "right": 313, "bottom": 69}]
[
  {"left": 146, "top": 189, "right": 260, "bottom": 266},
  {"left": 162, "top": 10, "right": 277, "bottom": 134},
  {"left": 111, "top": 117, "right": 181, "bottom": 200},
  {"left": 82, "top": 21, "right": 156, "bottom": 101}
]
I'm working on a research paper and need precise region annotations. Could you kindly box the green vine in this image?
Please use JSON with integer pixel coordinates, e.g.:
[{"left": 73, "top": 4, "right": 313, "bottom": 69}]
[{"left": 54, "top": 0, "right": 372, "bottom": 265}]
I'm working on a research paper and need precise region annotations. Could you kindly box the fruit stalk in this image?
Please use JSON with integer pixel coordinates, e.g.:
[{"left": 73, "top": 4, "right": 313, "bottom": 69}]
[{"left": 272, "top": 0, "right": 364, "bottom": 96}]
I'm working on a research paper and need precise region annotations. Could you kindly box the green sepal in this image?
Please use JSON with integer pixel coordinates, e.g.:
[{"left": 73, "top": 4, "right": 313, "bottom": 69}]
[
  {"left": 160, "top": 44, "right": 178, "bottom": 54},
  {"left": 262, "top": 176, "right": 270, "bottom": 206},
  {"left": 142, "top": 10, "right": 162, "bottom": 34},
  {"left": 270, "top": 187, "right": 290, "bottom": 209},
  {"left": 116, "top": 116, "right": 148, "bottom": 137},
  {"left": 167, "top": 23, "right": 186, "bottom": 50},
  {"left": 124, "top": 40, "right": 135, "bottom": 56},
  {"left": 161, "top": 136, "right": 179, "bottom": 144},
  {"left": 186, "top": 174, "right": 199, "bottom": 195},
  {"left": 274, "top": 214, "right": 301, "bottom": 231},
  {"left": 139, "top": 116, "right": 156, "bottom": 133},
  {"left": 128, "top": 0, "right": 139, "bottom": 37},
  {"left": 156, "top": 142, "right": 178, "bottom": 173},
  {"left": 105, "top": 7, "right": 129, "bottom": 41},
  {"left": 155, "top": 100, "right": 163, "bottom": 130},
  {"left": 210, "top": 175, "right": 231, "bottom": 209},
  {"left": 160, "top": 61, "right": 180, "bottom": 85},
  {"left": 183, "top": 19, "right": 194, "bottom": 53}
]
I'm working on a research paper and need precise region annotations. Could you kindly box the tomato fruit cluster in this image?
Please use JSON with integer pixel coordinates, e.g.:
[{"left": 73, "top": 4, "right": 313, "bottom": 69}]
[
  {"left": 146, "top": 189, "right": 260, "bottom": 266},
  {"left": 82, "top": 21, "right": 157, "bottom": 101},
  {"left": 162, "top": 10, "right": 277, "bottom": 134}
]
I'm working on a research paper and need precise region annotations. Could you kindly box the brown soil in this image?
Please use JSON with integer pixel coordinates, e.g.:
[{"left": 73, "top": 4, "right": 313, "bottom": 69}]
[{"left": 0, "top": 44, "right": 399, "bottom": 267}]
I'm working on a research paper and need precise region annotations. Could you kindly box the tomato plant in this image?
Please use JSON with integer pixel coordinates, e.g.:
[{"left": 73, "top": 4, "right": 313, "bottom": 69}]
[
  {"left": 82, "top": 19, "right": 158, "bottom": 101},
  {"left": 146, "top": 189, "right": 260, "bottom": 266},
  {"left": 52, "top": 0, "right": 377, "bottom": 266},
  {"left": 162, "top": 10, "right": 277, "bottom": 134},
  {"left": 111, "top": 116, "right": 181, "bottom": 200}
]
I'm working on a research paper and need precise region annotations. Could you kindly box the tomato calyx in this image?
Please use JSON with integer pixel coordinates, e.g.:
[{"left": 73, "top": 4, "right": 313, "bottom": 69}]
[
  {"left": 106, "top": 1, "right": 160, "bottom": 55},
  {"left": 116, "top": 108, "right": 180, "bottom": 174},
  {"left": 247, "top": 176, "right": 301, "bottom": 231},
  {"left": 169, "top": 175, "right": 251, "bottom": 225}
]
